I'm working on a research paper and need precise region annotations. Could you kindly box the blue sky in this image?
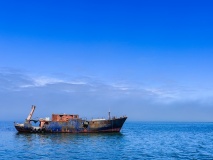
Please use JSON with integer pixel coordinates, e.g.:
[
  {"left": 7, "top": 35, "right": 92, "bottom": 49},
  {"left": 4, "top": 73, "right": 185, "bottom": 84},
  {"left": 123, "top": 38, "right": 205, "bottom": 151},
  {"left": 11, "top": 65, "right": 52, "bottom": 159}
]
[{"left": 0, "top": 0, "right": 213, "bottom": 121}]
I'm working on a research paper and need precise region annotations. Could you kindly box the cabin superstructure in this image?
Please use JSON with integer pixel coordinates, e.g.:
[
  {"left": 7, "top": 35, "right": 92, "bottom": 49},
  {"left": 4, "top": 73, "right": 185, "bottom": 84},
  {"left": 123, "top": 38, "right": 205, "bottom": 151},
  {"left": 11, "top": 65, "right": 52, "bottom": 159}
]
[{"left": 52, "top": 114, "right": 79, "bottom": 122}]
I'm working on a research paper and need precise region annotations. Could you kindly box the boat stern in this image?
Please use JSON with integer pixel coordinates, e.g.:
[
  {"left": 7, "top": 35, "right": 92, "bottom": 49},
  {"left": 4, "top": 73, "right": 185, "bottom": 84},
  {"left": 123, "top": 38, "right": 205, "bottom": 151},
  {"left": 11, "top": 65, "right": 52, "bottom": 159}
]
[{"left": 14, "top": 122, "right": 32, "bottom": 132}]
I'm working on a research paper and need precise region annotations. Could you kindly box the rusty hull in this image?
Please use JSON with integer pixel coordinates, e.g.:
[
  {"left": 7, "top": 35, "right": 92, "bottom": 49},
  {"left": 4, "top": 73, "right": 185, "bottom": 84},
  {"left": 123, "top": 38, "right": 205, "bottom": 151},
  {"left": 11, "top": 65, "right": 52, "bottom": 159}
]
[{"left": 15, "top": 117, "right": 127, "bottom": 133}]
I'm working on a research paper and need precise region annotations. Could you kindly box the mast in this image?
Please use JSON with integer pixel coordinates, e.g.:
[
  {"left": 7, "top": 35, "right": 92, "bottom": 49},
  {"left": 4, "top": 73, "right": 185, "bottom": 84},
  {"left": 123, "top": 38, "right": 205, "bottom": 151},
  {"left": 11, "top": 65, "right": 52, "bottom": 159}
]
[
  {"left": 26, "top": 105, "right": 36, "bottom": 121},
  {"left": 108, "top": 111, "right": 111, "bottom": 120}
]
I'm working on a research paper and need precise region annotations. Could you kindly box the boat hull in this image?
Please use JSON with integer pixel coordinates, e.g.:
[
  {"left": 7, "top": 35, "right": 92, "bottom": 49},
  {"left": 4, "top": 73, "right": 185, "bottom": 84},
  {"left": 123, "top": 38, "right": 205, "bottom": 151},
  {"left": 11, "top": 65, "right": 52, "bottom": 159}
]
[{"left": 15, "top": 117, "right": 127, "bottom": 133}]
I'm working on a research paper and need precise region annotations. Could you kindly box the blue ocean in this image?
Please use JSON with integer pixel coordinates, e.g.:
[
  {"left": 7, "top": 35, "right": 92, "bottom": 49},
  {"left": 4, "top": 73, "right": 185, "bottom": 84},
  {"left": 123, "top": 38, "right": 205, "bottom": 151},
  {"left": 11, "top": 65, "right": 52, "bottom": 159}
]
[{"left": 1, "top": 121, "right": 213, "bottom": 159}]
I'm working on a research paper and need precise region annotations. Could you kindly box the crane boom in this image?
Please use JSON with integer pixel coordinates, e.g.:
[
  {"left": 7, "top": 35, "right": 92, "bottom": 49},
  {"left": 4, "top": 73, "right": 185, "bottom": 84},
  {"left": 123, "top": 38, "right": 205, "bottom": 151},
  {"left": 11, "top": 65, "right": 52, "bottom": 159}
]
[{"left": 26, "top": 105, "right": 36, "bottom": 121}]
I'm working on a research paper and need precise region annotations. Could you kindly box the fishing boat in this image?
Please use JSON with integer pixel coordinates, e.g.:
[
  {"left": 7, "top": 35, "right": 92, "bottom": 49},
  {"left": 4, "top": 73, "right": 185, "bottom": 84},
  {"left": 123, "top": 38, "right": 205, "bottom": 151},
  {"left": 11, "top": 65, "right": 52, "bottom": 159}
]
[{"left": 14, "top": 105, "right": 127, "bottom": 133}]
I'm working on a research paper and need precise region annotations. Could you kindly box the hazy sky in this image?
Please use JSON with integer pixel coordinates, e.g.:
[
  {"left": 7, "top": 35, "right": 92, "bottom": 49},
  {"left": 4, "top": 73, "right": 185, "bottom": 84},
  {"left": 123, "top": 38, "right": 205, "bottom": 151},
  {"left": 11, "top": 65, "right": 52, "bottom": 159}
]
[{"left": 0, "top": 0, "right": 213, "bottom": 121}]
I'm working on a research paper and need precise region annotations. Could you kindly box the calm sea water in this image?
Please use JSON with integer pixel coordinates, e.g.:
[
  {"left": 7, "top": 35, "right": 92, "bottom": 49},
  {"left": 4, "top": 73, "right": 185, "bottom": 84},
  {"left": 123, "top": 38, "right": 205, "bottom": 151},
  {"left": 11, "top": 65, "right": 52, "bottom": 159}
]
[{"left": 1, "top": 121, "right": 213, "bottom": 160}]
